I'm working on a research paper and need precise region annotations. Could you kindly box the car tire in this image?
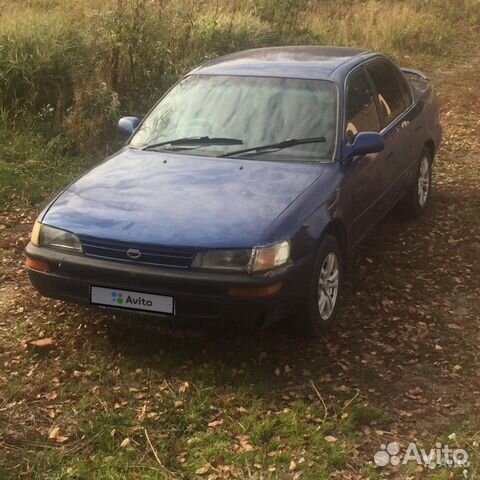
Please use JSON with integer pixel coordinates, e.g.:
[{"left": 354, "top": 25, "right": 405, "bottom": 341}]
[
  {"left": 398, "top": 148, "right": 432, "bottom": 218},
  {"left": 291, "top": 235, "right": 343, "bottom": 337}
]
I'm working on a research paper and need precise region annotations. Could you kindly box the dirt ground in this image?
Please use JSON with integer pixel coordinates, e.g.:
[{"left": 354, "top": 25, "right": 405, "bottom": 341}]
[{"left": 0, "top": 55, "right": 479, "bottom": 479}]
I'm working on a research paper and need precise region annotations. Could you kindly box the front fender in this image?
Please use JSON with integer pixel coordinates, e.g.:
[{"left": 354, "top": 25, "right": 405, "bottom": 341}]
[{"left": 260, "top": 162, "right": 345, "bottom": 259}]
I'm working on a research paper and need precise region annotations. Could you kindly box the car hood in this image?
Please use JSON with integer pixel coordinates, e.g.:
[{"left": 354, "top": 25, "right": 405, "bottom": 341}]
[{"left": 42, "top": 148, "right": 324, "bottom": 248}]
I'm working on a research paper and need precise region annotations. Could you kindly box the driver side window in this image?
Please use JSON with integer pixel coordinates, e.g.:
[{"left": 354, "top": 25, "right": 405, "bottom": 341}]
[{"left": 345, "top": 68, "right": 381, "bottom": 144}]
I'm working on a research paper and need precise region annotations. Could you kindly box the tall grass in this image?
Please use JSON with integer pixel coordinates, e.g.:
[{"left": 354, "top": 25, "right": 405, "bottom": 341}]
[
  {"left": 0, "top": 11, "right": 91, "bottom": 117},
  {"left": 0, "top": 116, "right": 91, "bottom": 205},
  {"left": 0, "top": 0, "right": 478, "bottom": 205}
]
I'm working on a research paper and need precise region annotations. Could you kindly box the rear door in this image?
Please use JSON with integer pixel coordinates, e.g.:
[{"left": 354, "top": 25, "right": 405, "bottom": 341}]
[
  {"left": 343, "top": 67, "right": 387, "bottom": 246},
  {"left": 365, "top": 60, "right": 413, "bottom": 206}
]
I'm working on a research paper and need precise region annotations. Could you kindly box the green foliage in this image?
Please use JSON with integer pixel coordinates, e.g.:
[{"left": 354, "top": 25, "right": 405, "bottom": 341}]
[
  {"left": 65, "top": 80, "right": 121, "bottom": 153},
  {"left": 0, "top": 117, "right": 95, "bottom": 206},
  {"left": 339, "top": 404, "right": 387, "bottom": 436},
  {"left": 0, "top": 11, "right": 91, "bottom": 116},
  {"left": 255, "top": 0, "right": 310, "bottom": 36},
  {"left": 1, "top": 0, "right": 476, "bottom": 139},
  {"left": 192, "top": 12, "right": 280, "bottom": 56},
  {"left": 92, "top": 0, "right": 175, "bottom": 111}
]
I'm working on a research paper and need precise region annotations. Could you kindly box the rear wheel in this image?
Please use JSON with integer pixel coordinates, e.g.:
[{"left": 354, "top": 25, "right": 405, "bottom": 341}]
[
  {"left": 292, "top": 235, "right": 343, "bottom": 337},
  {"left": 398, "top": 148, "right": 432, "bottom": 218}
]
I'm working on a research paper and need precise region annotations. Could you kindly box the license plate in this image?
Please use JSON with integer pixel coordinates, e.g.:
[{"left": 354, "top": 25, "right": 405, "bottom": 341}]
[{"left": 90, "top": 286, "right": 174, "bottom": 315}]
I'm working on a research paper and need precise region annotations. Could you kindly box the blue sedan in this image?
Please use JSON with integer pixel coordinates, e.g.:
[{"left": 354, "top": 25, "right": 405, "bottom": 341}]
[{"left": 26, "top": 46, "right": 441, "bottom": 336}]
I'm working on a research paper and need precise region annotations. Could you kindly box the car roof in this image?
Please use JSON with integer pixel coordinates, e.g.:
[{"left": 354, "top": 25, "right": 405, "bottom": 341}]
[{"left": 190, "top": 46, "right": 379, "bottom": 81}]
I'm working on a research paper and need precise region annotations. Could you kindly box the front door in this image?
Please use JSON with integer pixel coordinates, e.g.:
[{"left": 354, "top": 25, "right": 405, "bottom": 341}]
[
  {"left": 342, "top": 67, "right": 388, "bottom": 247},
  {"left": 365, "top": 60, "right": 414, "bottom": 207}
]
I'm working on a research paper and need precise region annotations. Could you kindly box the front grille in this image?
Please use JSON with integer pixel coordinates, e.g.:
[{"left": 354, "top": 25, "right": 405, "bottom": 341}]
[{"left": 80, "top": 237, "right": 197, "bottom": 269}]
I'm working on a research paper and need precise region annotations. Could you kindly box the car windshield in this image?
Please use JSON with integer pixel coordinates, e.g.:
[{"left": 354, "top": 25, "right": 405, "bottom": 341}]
[{"left": 129, "top": 75, "right": 338, "bottom": 162}]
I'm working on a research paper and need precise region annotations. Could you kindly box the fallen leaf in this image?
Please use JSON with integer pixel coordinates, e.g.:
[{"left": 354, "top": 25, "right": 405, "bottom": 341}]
[
  {"left": 48, "top": 426, "right": 60, "bottom": 440},
  {"left": 208, "top": 419, "right": 224, "bottom": 428},
  {"left": 195, "top": 465, "right": 209, "bottom": 475},
  {"left": 48, "top": 426, "right": 69, "bottom": 443},
  {"left": 178, "top": 382, "right": 190, "bottom": 393},
  {"left": 28, "top": 338, "right": 54, "bottom": 348},
  {"left": 237, "top": 434, "right": 254, "bottom": 452}
]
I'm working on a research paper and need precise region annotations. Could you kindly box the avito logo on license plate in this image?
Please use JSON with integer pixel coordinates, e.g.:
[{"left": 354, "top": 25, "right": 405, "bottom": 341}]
[{"left": 90, "top": 286, "right": 174, "bottom": 315}]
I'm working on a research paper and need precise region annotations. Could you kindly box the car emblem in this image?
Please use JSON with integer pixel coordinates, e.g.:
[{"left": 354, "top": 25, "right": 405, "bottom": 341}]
[{"left": 126, "top": 248, "right": 142, "bottom": 260}]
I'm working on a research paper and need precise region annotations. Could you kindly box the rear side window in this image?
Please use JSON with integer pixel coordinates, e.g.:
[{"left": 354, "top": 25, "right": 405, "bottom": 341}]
[
  {"left": 397, "top": 71, "right": 413, "bottom": 107},
  {"left": 345, "top": 68, "right": 381, "bottom": 143},
  {"left": 367, "top": 61, "right": 408, "bottom": 126}
]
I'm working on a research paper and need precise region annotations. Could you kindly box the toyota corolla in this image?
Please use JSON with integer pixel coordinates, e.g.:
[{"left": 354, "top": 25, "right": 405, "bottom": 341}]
[{"left": 26, "top": 46, "right": 441, "bottom": 336}]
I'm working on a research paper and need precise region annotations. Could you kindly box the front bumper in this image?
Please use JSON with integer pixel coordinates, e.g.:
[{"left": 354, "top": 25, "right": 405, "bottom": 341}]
[{"left": 25, "top": 243, "right": 313, "bottom": 326}]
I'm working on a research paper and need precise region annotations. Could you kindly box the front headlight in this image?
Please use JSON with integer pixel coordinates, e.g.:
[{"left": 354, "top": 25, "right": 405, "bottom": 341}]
[
  {"left": 191, "top": 248, "right": 252, "bottom": 272},
  {"left": 31, "top": 220, "right": 83, "bottom": 253},
  {"left": 191, "top": 241, "right": 290, "bottom": 273}
]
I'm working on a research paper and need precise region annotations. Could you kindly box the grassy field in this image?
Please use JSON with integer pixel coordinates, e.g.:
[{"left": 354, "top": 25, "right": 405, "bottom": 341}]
[{"left": 1, "top": 0, "right": 480, "bottom": 479}]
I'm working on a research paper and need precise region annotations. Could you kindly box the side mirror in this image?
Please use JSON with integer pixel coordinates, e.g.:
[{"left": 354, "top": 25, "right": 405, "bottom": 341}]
[
  {"left": 344, "top": 132, "right": 384, "bottom": 160},
  {"left": 117, "top": 116, "right": 140, "bottom": 137}
]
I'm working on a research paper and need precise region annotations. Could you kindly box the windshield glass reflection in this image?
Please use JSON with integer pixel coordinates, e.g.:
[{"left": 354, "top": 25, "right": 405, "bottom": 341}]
[{"left": 130, "top": 75, "right": 337, "bottom": 162}]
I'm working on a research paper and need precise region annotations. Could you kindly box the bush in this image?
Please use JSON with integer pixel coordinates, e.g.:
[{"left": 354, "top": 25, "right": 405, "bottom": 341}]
[
  {"left": 0, "top": 11, "right": 91, "bottom": 117},
  {"left": 254, "top": 0, "right": 309, "bottom": 37},
  {"left": 65, "top": 80, "right": 120, "bottom": 153},
  {"left": 192, "top": 12, "right": 279, "bottom": 57},
  {"left": 0, "top": 123, "right": 92, "bottom": 205},
  {"left": 92, "top": 0, "right": 175, "bottom": 113},
  {"left": 305, "top": 0, "right": 458, "bottom": 59}
]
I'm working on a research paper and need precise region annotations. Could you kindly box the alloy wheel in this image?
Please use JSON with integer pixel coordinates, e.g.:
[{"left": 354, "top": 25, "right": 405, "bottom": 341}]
[
  {"left": 317, "top": 252, "right": 339, "bottom": 321},
  {"left": 418, "top": 156, "right": 430, "bottom": 207}
]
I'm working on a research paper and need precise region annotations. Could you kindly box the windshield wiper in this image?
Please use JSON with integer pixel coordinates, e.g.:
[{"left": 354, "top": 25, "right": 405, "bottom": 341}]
[
  {"left": 142, "top": 136, "right": 243, "bottom": 151},
  {"left": 218, "top": 137, "right": 326, "bottom": 158}
]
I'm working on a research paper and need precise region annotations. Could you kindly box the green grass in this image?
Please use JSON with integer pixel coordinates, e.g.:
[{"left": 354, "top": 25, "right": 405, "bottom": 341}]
[
  {"left": 0, "top": 307, "right": 381, "bottom": 479},
  {"left": 0, "top": 129, "right": 97, "bottom": 206}
]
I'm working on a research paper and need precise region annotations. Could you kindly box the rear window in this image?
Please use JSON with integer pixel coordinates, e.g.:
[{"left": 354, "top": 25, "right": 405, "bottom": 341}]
[{"left": 397, "top": 71, "right": 413, "bottom": 107}]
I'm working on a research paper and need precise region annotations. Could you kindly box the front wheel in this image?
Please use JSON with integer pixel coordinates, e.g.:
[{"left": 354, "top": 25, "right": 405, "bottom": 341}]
[
  {"left": 292, "top": 235, "right": 343, "bottom": 337},
  {"left": 398, "top": 148, "right": 432, "bottom": 218}
]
